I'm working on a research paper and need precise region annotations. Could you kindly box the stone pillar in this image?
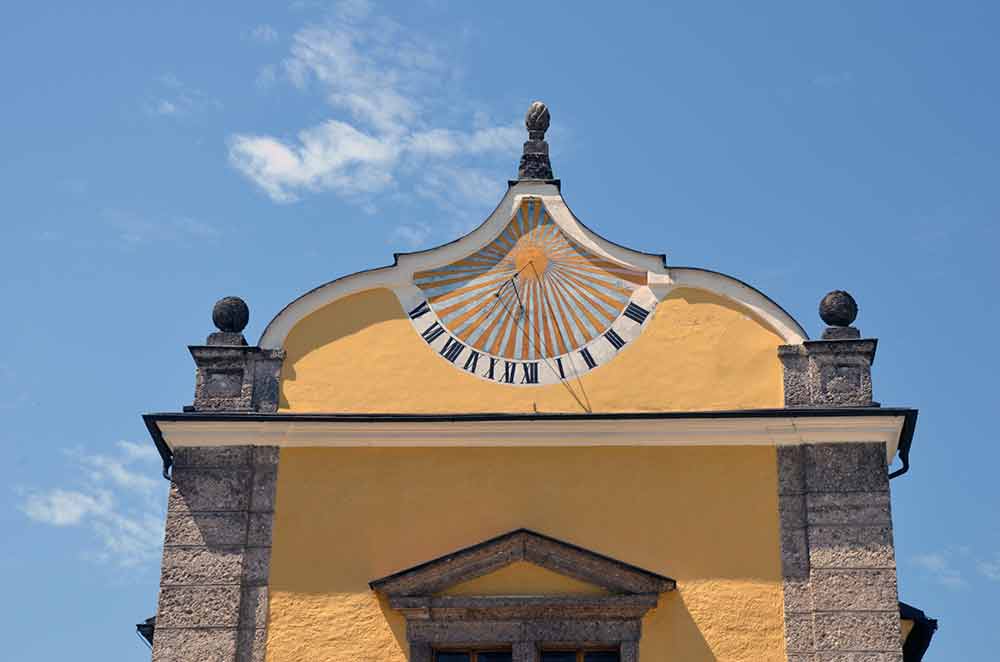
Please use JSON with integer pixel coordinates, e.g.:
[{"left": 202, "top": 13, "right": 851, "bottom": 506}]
[
  {"left": 189, "top": 297, "right": 284, "bottom": 413},
  {"left": 777, "top": 291, "right": 902, "bottom": 661},
  {"left": 779, "top": 444, "right": 900, "bottom": 661},
  {"left": 512, "top": 642, "right": 539, "bottom": 662},
  {"left": 152, "top": 446, "right": 278, "bottom": 662}
]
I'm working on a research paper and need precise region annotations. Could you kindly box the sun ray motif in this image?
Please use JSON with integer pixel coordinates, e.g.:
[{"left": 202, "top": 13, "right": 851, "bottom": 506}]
[{"left": 413, "top": 198, "right": 648, "bottom": 361}]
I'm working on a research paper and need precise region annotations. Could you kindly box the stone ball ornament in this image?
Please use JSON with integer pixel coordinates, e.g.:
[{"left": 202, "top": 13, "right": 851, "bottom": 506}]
[
  {"left": 819, "top": 290, "right": 858, "bottom": 327},
  {"left": 525, "top": 101, "right": 550, "bottom": 138},
  {"left": 212, "top": 296, "right": 250, "bottom": 333}
]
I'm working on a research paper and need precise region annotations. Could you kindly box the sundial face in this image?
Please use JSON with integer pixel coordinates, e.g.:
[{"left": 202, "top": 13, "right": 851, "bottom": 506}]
[{"left": 402, "top": 197, "right": 660, "bottom": 386}]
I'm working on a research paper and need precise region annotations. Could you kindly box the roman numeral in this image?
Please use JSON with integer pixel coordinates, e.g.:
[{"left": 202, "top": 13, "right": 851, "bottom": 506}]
[
  {"left": 408, "top": 300, "right": 431, "bottom": 319},
  {"left": 421, "top": 322, "right": 445, "bottom": 344},
  {"left": 623, "top": 302, "right": 649, "bottom": 324},
  {"left": 501, "top": 361, "right": 517, "bottom": 384},
  {"left": 604, "top": 329, "right": 626, "bottom": 350},
  {"left": 439, "top": 337, "right": 464, "bottom": 363},
  {"left": 483, "top": 356, "right": 499, "bottom": 380},
  {"left": 521, "top": 362, "right": 539, "bottom": 384},
  {"left": 555, "top": 357, "right": 565, "bottom": 379},
  {"left": 580, "top": 347, "right": 597, "bottom": 369},
  {"left": 462, "top": 350, "right": 480, "bottom": 373}
]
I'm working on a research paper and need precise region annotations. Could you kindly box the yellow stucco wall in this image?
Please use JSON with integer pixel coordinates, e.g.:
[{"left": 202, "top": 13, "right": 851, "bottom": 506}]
[
  {"left": 279, "top": 286, "right": 784, "bottom": 414},
  {"left": 266, "top": 446, "right": 787, "bottom": 662}
]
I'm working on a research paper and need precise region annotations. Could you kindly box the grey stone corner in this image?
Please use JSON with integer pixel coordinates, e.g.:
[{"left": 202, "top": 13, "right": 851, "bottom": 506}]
[
  {"left": 779, "top": 289, "right": 879, "bottom": 408},
  {"left": 189, "top": 297, "right": 285, "bottom": 413}
]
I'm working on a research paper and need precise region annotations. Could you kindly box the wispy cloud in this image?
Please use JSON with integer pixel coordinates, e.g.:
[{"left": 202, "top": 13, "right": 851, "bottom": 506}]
[
  {"left": 228, "top": 1, "right": 522, "bottom": 215},
  {"left": 146, "top": 74, "right": 222, "bottom": 118},
  {"left": 389, "top": 222, "right": 432, "bottom": 250},
  {"left": 104, "top": 209, "right": 219, "bottom": 245},
  {"left": 20, "top": 441, "right": 166, "bottom": 567},
  {"left": 913, "top": 551, "right": 967, "bottom": 589}
]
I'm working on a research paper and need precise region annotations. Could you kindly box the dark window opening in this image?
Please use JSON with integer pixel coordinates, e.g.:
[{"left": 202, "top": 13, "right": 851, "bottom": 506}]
[
  {"left": 541, "top": 651, "right": 620, "bottom": 662},
  {"left": 435, "top": 652, "right": 512, "bottom": 662}
]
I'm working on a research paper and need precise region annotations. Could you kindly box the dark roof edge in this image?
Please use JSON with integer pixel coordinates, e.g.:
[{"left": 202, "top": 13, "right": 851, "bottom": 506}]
[
  {"left": 144, "top": 406, "right": 917, "bottom": 425},
  {"left": 142, "top": 413, "right": 173, "bottom": 481}
]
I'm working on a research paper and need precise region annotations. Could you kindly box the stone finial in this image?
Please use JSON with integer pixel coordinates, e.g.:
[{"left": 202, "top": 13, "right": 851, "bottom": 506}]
[
  {"left": 518, "top": 101, "right": 554, "bottom": 180},
  {"left": 525, "top": 101, "right": 550, "bottom": 140},
  {"left": 778, "top": 290, "right": 877, "bottom": 407},
  {"left": 819, "top": 290, "right": 860, "bottom": 340},
  {"left": 213, "top": 296, "right": 249, "bottom": 333},
  {"left": 190, "top": 296, "right": 285, "bottom": 412},
  {"left": 208, "top": 296, "right": 249, "bottom": 346}
]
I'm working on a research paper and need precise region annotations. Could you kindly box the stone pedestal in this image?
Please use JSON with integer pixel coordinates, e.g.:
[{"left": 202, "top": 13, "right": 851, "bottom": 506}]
[
  {"left": 190, "top": 346, "right": 284, "bottom": 413},
  {"left": 778, "top": 338, "right": 877, "bottom": 407}
]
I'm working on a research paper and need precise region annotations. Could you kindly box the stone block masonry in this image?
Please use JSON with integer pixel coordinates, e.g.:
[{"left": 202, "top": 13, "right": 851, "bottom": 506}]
[
  {"left": 778, "top": 443, "right": 903, "bottom": 662},
  {"left": 152, "top": 446, "right": 278, "bottom": 662}
]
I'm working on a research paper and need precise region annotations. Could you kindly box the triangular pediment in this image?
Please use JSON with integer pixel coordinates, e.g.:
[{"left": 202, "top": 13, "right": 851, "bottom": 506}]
[
  {"left": 369, "top": 528, "right": 674, "bottom": 597},
  {"left": 440, "top": 561, "right": 610, "bottom": 597}
]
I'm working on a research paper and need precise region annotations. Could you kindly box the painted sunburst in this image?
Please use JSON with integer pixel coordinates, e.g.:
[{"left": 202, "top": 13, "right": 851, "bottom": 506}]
[{"left": 413, "top": 198, "right": 647, "bottom": 362}]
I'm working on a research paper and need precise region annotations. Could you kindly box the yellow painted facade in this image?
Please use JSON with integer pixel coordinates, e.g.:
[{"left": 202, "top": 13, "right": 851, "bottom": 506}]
[
  {"left": 266, "top": 446, "right": 787, "bottom": 662},
  {"left": 279, "top": 286, "right": 785, "bottom": 414}
]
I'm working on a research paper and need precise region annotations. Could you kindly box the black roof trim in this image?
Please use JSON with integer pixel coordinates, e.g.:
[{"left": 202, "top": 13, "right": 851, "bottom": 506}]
[
  {"left": 900, "top": 601, "right": 938, "bottom": 661},
  {"left": 144, "top": 406, "right": 916, "bottom": 425}
]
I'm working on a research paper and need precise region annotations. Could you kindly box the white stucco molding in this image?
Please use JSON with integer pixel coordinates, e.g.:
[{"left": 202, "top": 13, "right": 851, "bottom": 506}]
[
  {"left": 152, "top": 411, "right": 908, "bottom": 464},
  {"left": 258, "top": 181, "right": 807, "bottom": 349}
]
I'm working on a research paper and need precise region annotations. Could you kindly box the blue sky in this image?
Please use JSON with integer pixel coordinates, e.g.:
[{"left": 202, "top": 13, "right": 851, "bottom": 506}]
[{"left": 1, "top": 1, "right": 997, "bottom": 659}]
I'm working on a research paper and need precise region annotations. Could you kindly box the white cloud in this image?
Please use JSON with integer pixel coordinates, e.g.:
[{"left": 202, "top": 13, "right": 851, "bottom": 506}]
[
  {"left": 229, "top": 2, "right": 523, "bottom": 214},
  {"left": 23, "top": 489, "right": 112, "bottom": 526},
  {"left": 230, "top": 120, "right": 398, "bottom": 203},
  {"left": 913, "top": 551, "right": 966, "bottom": 589},
  {"left": 20, "top": 441, "right": 167, "bottom": 567}
]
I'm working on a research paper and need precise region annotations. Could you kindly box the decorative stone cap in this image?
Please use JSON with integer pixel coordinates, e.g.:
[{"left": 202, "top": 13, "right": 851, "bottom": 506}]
[
  {"left": 779, "top": 290, "right": 877, "bottom": 407},
  {"left": 189, "top": 297, "right": 284, "bottom": 412},
  {"left": 518, "top": 101, "right": 554, "bottom": 180},
  {"left": 819, "top": 290, "right": 860, "bottom": 340},
  {"left": 207, "top": 295, "right": 249, "bottom": 345}
]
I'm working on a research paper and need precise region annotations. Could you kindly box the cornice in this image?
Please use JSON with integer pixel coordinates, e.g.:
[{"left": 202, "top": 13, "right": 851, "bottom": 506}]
[{"left": 146, "top": 408, "right": 915, "bottom": 465}]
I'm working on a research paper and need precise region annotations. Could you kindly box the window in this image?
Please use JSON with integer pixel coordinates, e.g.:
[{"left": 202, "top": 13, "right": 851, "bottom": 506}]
[
  {"left": 436, "top": 653, "right": 512, "bottom": 662},
  {"left": 541, "top": 652, "right": 619, "bottom": 662}
]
